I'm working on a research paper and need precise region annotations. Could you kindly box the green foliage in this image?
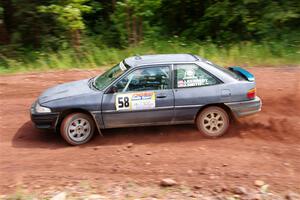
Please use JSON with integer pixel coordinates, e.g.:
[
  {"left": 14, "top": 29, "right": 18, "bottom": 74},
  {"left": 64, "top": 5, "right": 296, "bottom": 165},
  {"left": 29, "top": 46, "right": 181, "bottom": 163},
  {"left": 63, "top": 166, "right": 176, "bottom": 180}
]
[
  {"left": 158, "top": 0, "right": 300, "bottom": 43},
  {"left": 0, "top": 39, "right": 299, "bottom": 73},
  {"left": 1, "top": 0, "right": 299, "bottom": 47},
  {"left": 0, "top": 0, "right": 299, "bottom": 72},
  {"left": 115, "top": 0, "right": 161, "bottom": 18},
  {"left": 38, "top": 0, "right": 93, "bottom": 31},
  {"left": 111, "top": 0, "right": 161, "bottom": 46}
]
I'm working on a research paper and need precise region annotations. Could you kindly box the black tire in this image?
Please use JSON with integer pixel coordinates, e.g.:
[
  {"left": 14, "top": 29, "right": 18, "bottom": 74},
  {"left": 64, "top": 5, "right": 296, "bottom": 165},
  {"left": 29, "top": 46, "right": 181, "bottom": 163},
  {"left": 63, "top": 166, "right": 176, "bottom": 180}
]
[
  {"left": 196, "top": 106, "right": 230, "bottom": 137},
  {"left": 60, "top": 113, "right": 95, "bottom": 145}
]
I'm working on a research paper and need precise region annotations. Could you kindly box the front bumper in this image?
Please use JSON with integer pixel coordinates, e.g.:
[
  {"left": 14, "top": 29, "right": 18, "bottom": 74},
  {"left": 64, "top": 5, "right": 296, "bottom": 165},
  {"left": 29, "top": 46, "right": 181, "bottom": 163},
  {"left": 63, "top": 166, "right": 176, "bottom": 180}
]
[
  {"left": 225, "top": 96, "right": 262, "bottom": 118},
  {"left": 30, "top": 102, "right": 59, "bottom": 130}
]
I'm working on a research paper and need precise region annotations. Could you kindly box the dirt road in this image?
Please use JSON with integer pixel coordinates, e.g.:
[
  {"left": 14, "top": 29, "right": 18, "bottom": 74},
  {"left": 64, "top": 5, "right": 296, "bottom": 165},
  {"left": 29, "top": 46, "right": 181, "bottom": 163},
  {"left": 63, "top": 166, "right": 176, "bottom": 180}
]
[{"left": 0, "top": 67, "right": 300, "bottom": 197}]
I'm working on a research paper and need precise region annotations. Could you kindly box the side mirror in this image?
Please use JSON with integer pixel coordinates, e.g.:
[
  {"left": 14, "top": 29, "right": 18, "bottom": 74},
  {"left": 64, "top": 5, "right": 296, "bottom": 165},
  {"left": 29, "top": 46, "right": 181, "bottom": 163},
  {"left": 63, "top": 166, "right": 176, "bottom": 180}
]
[{"left": 108, "top": 85, "right": 118, "bottom": 94}]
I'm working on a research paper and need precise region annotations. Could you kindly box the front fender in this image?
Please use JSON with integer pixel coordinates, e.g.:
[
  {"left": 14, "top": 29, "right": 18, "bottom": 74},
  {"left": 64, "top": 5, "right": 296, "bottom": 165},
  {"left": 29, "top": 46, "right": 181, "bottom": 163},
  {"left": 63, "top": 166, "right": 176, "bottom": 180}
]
[
  {"left": 42, "top": 92, "right": 104, "bottom": 133},
  {"left": 42, "top": 92, "right": 102, "bottom": 112}
]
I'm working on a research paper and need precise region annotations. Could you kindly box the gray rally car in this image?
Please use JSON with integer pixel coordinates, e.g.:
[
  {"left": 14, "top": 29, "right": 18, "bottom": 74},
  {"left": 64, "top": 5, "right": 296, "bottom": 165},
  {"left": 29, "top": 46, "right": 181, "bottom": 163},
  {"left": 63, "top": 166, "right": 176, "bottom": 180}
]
[{"left": 30, "top": 54, "right": 262, "bottom": 145}]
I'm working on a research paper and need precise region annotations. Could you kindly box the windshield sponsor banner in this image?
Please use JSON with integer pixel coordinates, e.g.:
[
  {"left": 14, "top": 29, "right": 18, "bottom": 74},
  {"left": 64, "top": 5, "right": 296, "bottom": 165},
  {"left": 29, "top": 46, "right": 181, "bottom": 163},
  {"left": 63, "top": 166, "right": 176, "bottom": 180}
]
[
  {"left": 115, "top": 92, "right": 156, "bottom": 111},
  {"left": 119, "top": 61, "right": 127, "bottom": 71}
]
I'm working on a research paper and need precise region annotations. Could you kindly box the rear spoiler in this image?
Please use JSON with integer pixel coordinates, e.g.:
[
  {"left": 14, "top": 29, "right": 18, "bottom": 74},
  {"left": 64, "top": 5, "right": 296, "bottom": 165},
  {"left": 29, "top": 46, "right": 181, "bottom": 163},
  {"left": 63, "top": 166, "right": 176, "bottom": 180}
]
[{"left": 229, "top": 66, "right": 255, "bottom": 82}]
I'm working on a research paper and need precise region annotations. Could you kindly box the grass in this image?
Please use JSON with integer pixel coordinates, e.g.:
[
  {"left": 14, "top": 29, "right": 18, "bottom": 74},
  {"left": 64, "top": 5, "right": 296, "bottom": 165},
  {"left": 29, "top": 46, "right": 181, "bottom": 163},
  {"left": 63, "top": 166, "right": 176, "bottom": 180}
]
[{"left": 0, "top": 39, "right": 299, "bottom": 74}]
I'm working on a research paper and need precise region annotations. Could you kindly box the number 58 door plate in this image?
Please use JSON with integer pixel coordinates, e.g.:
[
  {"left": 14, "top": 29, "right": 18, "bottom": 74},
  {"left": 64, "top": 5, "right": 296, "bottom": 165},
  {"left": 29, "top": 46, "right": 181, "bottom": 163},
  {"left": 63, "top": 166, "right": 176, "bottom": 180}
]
[{"left": 115, "top": 92, "right": 156, "bottom": 111}]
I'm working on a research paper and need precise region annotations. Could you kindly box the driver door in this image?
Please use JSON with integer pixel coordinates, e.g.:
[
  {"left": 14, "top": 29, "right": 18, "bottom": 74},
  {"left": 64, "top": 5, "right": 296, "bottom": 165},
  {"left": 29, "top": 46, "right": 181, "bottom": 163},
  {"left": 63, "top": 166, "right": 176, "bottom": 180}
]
[{"left": 101, "top": 65, "right": 174, "bottom": 128}]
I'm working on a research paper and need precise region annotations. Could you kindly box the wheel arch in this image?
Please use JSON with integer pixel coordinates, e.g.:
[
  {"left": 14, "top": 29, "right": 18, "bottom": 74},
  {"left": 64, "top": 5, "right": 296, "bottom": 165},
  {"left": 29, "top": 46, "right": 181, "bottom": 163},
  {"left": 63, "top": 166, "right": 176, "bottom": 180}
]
[
  {"left": 55, "top": 108, "right": 99, "bottom": 133},
  {"left": 194, "top": 103, "right": 234, "bottom": 123}
]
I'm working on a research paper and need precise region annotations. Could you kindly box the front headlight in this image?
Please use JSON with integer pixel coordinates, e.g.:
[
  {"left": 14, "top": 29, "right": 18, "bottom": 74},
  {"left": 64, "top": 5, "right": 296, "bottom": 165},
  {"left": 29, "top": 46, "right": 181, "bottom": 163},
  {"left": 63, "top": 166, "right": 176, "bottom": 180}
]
[{"left": 35, "top": 103, "right": 51, "bottom": 113}]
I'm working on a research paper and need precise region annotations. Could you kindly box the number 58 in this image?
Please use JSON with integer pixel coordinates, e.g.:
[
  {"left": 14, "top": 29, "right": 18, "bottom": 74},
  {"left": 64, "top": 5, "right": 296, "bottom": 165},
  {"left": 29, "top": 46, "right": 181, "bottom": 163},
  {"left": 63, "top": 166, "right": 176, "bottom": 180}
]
[{"left": 118, "top": 96, "right": 130, "bottom": 108}]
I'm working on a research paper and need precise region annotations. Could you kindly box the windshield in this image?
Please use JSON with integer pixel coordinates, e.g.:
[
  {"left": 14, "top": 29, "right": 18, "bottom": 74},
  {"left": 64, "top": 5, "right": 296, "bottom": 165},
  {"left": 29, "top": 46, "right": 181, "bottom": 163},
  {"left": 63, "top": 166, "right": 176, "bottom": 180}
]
[{"left": 93, "top": 62, "right": 127, "bottom": 90}]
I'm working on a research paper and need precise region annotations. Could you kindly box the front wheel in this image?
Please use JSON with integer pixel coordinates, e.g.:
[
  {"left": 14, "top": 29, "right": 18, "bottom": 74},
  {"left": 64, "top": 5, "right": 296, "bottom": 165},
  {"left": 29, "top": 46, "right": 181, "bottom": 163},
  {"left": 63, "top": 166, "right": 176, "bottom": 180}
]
[
  {"left": 196, "top": 106, "right": 230, "bottom": 137},
  {"left": 60, "top": 113, "right": 95, "bottom": 145}
]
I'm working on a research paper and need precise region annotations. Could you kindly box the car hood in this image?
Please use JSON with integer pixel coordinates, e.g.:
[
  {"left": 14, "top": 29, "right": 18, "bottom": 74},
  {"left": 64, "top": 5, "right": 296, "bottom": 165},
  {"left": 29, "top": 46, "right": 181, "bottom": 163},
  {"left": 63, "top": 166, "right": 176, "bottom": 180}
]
[{"left": 39, "top": 79, "right": 96, "bottom": 104}]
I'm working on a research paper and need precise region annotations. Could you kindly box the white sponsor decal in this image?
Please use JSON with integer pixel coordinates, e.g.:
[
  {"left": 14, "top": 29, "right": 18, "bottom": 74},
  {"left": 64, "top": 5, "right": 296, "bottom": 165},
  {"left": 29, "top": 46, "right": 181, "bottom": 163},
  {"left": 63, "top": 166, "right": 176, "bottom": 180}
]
[{"left": 178, "top": 79, "right": 209, "bottom": 87}]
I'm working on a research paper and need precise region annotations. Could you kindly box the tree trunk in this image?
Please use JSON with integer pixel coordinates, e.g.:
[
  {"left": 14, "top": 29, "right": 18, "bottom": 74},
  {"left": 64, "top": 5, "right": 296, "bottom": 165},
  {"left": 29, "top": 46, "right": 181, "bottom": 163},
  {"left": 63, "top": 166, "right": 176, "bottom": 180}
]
[
  {"left": 138, "top": 17, "right": 143, "bottom": 42},
  {"left": 32, "top": 19, "right": 41, "bottom": 48},
  {"left": 112, "top": 0, "right": 116, "bottom": 10},
  {"left": 0, "top": 21, "right": 9, "bottom": 44},
  {"left": 1, "top": 0, "right": 14, "bottom": 43},
  {"left": 71, "top": 29, "right": 81, "bottom": 51},
  {"left": 125, "top": 4, "right": 132, "bottom": 45},
  {"left": 132, "top": 15, "right": 137, "bottom": 45}
]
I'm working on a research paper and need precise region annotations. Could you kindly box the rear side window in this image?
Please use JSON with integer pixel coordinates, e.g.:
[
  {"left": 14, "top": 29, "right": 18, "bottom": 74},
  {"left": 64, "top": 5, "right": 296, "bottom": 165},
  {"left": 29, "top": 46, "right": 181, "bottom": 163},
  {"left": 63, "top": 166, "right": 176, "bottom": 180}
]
[{"left": 174, "top": 64, "right": 218, "bottom": 88}]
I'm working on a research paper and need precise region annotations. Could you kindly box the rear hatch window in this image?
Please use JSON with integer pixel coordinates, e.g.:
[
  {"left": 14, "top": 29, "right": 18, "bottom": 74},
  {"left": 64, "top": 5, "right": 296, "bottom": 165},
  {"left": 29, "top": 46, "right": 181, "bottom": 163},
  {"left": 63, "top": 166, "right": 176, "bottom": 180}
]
[{"left": 204, "top": 60, "right": 245, "bottom": 81}]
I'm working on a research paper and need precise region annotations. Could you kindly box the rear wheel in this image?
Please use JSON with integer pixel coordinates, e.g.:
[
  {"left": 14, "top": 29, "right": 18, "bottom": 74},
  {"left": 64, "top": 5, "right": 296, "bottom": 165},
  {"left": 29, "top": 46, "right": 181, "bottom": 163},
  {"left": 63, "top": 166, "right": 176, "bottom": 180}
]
[
  {"left": 60, "top": 113, "right": 95, "bottom": 145},
  {"left": 196, "top": 106, "right": 230, "bottom": 137}
]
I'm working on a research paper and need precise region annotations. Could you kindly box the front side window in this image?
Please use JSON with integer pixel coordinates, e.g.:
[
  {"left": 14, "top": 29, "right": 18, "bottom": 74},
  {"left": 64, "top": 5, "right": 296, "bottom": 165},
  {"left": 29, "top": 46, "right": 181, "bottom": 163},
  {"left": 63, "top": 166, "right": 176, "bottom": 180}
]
[
  {"left": 174, "top": 64, "right": 218, "bottom": 88},
  {"left": 114, "top": 66, "right": 170, "bottom": 92}
]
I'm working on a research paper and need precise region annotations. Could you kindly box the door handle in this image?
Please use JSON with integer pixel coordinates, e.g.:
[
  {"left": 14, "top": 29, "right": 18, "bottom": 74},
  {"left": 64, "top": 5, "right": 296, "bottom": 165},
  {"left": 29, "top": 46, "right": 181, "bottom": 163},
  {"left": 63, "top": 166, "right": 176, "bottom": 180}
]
[{"left": 156, "top": 94, "right": 167, "bottom": 98}]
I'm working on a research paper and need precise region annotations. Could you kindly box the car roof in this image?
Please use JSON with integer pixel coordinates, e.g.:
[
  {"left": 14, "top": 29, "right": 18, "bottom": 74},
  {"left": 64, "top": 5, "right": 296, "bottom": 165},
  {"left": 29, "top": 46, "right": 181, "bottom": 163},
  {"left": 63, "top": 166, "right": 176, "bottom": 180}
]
[{"left": 124, "top": 54, "right": 200, "bottom": 67}]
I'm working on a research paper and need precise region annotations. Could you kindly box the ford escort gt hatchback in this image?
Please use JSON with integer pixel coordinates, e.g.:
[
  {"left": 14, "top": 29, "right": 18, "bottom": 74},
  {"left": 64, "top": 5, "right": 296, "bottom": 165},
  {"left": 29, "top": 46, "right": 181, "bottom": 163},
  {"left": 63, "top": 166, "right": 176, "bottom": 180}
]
[{"left": 30, "top": 54, "right": 262, "bottom": 145}]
